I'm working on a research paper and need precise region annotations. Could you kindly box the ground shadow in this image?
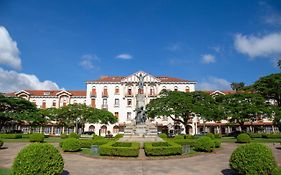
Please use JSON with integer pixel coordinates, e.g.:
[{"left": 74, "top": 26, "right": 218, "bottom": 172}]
[
  {"left": 0, "top": 147, "right": 8, "bottom": 150},
  {"left": 221, "top": 169, "right": 237, "bottom": 175},
  {"left": 61, "top": 170, "right": 70, "bottom": 175}
]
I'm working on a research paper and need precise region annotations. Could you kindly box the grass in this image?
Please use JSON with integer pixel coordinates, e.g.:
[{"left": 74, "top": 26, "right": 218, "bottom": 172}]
[
  {"left": 0, "top": 168, "right": 10, "bottom": 175},
  {"left": 221, "top": 137, "right": 281, "bottom": 143},
  {"left": 1, "top": 137, "right": 63, "bottom": 143}
]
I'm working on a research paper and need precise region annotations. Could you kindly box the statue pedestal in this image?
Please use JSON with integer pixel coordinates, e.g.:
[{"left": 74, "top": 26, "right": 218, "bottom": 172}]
[{"left": 124, "top": 122, "right": 158, "bottom": 137}]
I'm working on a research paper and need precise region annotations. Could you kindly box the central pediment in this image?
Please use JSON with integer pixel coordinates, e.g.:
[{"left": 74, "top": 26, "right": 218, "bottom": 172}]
[{"left": 121, "top": 71, "right": 161, "bottom": 83}]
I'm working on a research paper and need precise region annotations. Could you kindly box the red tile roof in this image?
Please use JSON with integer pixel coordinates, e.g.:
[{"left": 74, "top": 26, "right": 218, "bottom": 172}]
[
  {"left": 87, "top": 75, "right": 191, "bottom": 83},
  {"left": 5, "top": 90, "right": 86, "bottom": 97}
]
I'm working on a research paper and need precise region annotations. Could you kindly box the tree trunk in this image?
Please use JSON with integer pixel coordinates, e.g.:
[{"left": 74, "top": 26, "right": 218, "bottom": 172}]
[{"left": 185, "top": 125, "right": 190, "bottom": 135}]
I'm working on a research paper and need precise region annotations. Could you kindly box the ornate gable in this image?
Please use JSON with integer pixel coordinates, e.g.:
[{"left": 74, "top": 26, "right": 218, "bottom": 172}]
[{"left": 121, "top": 71, "right": 161, "bottom": 83}]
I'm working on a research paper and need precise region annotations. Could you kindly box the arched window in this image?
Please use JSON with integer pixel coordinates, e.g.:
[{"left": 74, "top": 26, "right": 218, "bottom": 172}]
[
  {"left": 113, "top": 125, "right": 119, "bottom": 133},
  {"left": 89, "top": 125, "right": 95, "bottom": 132},
  {"left": 100, "top": 125, "right": 107, "bottom": 134},
  {"left": 174, "top": 86, "right": 178, "bottom": 91},
  {"left": 115, "top": 86, "right": 119, "bottom": 94},
  {"left": 103, "top": 86, "right": 108, "bottom": 97},
  {"left": 42, "top": 100, "right": 46, "bottom": 109},
  {"left": 52, "top": 100, "right": 56, "bottom": 107},
  {"left": 91, "top": 86, "right": 96, "bottom": 97},
  {"left": 185, "top": 86, "right": 190, "bottom": 93},
  {"left": 127, "top": 86, "right": 132, "bottom": 96}
]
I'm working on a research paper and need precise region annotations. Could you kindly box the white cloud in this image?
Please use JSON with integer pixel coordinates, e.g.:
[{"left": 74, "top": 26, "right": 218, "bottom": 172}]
[
  {"left": 116, "top": 53, "right": 133, "bottom": 60},
  {"left": 197, "top": 76, "right": 231, "bottom": 90},
  {"left": 234, "top": 33, "right": 281, "bottom": 58},
  {"left": 166, "top": 43, "right": 182, "bottom": 52},
  {"left": 202, "top": 54, "right": 216, "bottom": 64},
  {"left": 0, "top": 26, "right": 21, "bottom": 70},
  {"left": 0, "top": 68, "right": 60, "bottom": 93},
  {"left": 79, "top": 54, "right": 100, "bottom": 70}
]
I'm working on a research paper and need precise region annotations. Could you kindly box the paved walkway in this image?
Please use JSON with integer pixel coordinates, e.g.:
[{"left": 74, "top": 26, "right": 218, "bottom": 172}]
[{"left": 1, "top": 142, "right": 281, "bottom": 175}]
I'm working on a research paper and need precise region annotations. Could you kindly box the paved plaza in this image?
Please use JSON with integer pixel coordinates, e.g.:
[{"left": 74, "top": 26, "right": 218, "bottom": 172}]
[{"left": 1, "top": 142, "right": 281, "bottom": 175}]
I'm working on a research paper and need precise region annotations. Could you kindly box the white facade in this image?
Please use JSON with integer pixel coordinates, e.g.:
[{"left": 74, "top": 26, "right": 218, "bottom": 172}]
[{"left": 84, "top": 71, "right": 196, "bottom": 135}]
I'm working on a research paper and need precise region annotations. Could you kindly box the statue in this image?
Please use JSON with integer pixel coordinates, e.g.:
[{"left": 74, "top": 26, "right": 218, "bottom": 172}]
[
  {"left": 135, "top": 106, "right": 146, "bottom": 125},
  {"left": 135, "top": 73, "right": 147, "bottom": 90}
]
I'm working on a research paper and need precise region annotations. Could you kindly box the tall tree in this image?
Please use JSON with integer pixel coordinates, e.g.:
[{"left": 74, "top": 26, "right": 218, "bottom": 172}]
[
  {"left": 231, "top": 82, "right": 245, "bottom": 91},
  {"left": 146, "top": 90, "right": 219, "bottom": 134},
  {"left": 252, "top": 73, "right": 281, "bottom": 107},
  {"left": 219, "top": 93, "right": 270, "bottom": 131}
]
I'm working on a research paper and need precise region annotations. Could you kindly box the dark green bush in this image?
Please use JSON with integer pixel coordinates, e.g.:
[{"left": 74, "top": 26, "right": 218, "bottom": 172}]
[
  {"left": 69, "top": 132, "right": 80, "bottom": 139},
  {"left": 230, "top": 143, "right": 277, "bottom": 175},
  {"left": 214, "top": 133, "right": 222, "bottom": 138},
  {"left": 194, "top": 136, "right": 214, "bottom": 152},
  {"left": 206, "top": 133, "right": 215, "bottom": 139},
  {"left": 262, "top": 133, "right": 281, "bottom": 139},
  {"left": 159, "top": 133, "right": 167, "bottom": 138},
  {"left": 60, "top": 133, "right": 68, "bottom": 139},
  {"left": 144, "top": 141, "right": 182, "bottom": 156},
  {"left": 100, "top": 141, "right": 140, "bottom": 157},
  {"left": 247, "top": 132, "right": 262, "bottom": 138},
  {"left": 0, "top": 134, "right": 22, "bottom": 139},
  {"left": 92, "top": 139, "right": 110, "bottom": 145},
  {"left": 61, "top": 138, "right": 81, "bottom": 152},
  {"left": 0, "top": 140, "right": 3, "bottom": 148},
  {"left": 114, "top": 134, "right": 124, "bottom": 139},
  {"left": 11, "top": 143, "right": 64, "bottom": 175},
  {"left": 79, "top": 139, "right": 93, "bottom": 148},
  {"left": 174, "top": 134, "right": 185, "bottom": 139},
  {"left": 213, "top": 139, "right": 221, "bottom": 148},
  {"left": 22, "top": 134, "right": 31, "bottom": 138},
  {"left": 29, "top": 133, "right": 44, "bottom": 142},
  {"left": 171, "top": 139, "right": 196, "bottom": 147},
  {"left": 237, "top": 133, "right": 251, "bottom": 143}
]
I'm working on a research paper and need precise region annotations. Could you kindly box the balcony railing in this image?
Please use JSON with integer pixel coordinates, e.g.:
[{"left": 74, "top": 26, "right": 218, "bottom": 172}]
[
  {"left": 101, "top": 104, "right": 108, "bottom": 109},
  {"left": 102, "top": 92, "right": 108, "bottom": 97}
]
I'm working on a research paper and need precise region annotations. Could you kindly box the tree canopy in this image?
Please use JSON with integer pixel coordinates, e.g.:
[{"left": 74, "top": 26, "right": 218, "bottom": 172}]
[{"left": 231, "top": 82, "right": 245, "bottom": 91}]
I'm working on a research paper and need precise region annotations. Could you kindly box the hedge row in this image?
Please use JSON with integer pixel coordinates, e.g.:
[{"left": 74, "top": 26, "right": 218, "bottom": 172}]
[
  {"left": 29, "top": 133, "right": 45, "bottom": 142},
  {"left": 247, "top": 133, "right": 281, "bottom": 139},
  {"left": 0, "top": 134, "right": 23, "bottom": 139},
  {"left": 61, "top": 138, "right": 81, "bottom": 152},
  {"left": 144, "top": 141, "right": 182, "bottom": 156},
  {"left": 100, "top": 141, "right": 140, "bottom": 157},
  {"left": 171, "top": 139, "right": 196, "bottom": 147}
]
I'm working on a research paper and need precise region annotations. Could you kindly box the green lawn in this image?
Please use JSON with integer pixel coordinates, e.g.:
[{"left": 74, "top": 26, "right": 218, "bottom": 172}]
[
  {"left": 221, "top": 137, "right": 281, "bottom": 143},
  {"left": 0, "top": 168, "right": 10, "bottom": 175}
]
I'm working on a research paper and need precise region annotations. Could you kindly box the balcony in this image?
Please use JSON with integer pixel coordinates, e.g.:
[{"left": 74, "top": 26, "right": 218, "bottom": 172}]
[
  {"left": 101, "top": 104, "right": 108, "bottom": 109},
  {"left": 125, "top": 93, "right": 133, "bottom": 97},
  {"left": 102, "top": 92, "right": 108, "bottom": 97},
  {"left": 90, "top": 92, "right": 96, "bottom": 98}
]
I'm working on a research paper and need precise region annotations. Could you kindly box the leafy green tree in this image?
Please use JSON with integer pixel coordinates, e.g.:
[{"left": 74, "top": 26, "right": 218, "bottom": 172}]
[
  {"left": 273, "top": 107, "right": 281, "bottom": 132},
  {"left": 146, "top": 90, "right": 220, "bottom": 134},
  {"left": 252, "top": 73, "right": 281, "bottom": 107},
  {"left": 231, "top": 82, "right": 245, "bottom": 91},
  {"left": 219, "top": 93, "right": 270, "bottom": 131}
]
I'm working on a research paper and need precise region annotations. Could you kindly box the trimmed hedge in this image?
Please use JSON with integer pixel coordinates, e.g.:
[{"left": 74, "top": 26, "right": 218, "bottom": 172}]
[
  {"left": 230, "top": 143, "right": 277, "bottom": 175},
  {"left": 69, "top": 132, "right": 80, "bottom": 139},
  {"left": 214, "top": 133, "right": 222, "bottom": 138},
  {"left": 11, "top": 143, "right": 64, "bottom": 175},
  {"left": 29, "top": 133, "right": 44, "bottom": 142},
  {"left": 144, "top": 141, "right": 182, "bottom": 156},
  {"left": 92, "top": 135, "right": 104, "bottom": 140},
  {"left": 60, "top": 133, "right": 68, "bottom": 139},
  {"left": 0, "top": 134, "right": 22, "bottom": 139},
  {"left": 237, "top": 133, "right": 251, "bottom": 143},
  {"left": 159, "top": 133, "right": 167, "bottom": 138},
  {"left": 0, "top": 140, "right": 3, "bottom": 148},
  {"left": 79, "top": 139, "right": 93, "bottom": 148},
  {"left": 206, "top": 133, "right": 215, "bottom": 139},
  {"left": 61, "top": 138, "right": 81, "bottom": 152},
  {"left": 114, "top": 134, "right": 124, "bottom": 139},
  {"left": 100, "top": 141, "right": 140, "bottom": 157},
  {"left": 194, "top": 136, "right": 214, "bottom": 152},
  {"left": 214, "top": 139, "right": 221, "bottom": 148},
  {"left": 172, "top": 139, "right": 196, "bottom": 147}
]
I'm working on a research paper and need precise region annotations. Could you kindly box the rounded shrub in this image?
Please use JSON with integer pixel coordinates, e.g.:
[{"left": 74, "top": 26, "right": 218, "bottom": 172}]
[
  {"left": 12, "top": 143, "right": 64, "bottom": 175},
  {"left": 214, "top": 133, "right": 222, "bottom": 138},
  {"left": 230, "top": 143, "right": 277, "bottom": 175},
  {"left": 206, "top": 133, "right": 215, "bottom": 139},
  {"left": 69, "top": 132, "right": 80, "bottom": 139},
  {"left": 61, "top": 138, "right": 81, "bottom": 152},
  {"left": 60, "top": 133, "right": 68, "bottom": 139},
  {"left": 29, "top": 133, "right": 44, "bottom": 142},
  {"left": 0, "top": 140, "right": 3, "bottom": 148},
  {"left": 213, "top": 139, "right": 221, "bottom": 148},
  {"left": 194, "top": 136, "right": 214, "bottom": 152},
  {"left": 237, "top": 133, "right": 251, "bottom": 143}
]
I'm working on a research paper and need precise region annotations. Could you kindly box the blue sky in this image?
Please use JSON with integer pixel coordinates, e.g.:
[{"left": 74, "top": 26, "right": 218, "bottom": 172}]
[{"left": 0, "top": 0, "right": 280, "bottom": 92}]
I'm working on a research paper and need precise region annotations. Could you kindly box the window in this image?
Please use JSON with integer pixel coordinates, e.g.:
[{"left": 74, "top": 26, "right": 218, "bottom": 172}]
[
  {"left": 91, "top": 86, "right": 96, "bottom": 96},
  {"left": 43, "top": 92, "right": 50, "bottom": 96},
  {"left": 114, "top": 98, "right": 119, "bottom": 107},
  {"left": 127, "top": 112, "right": 132, "bottom": 120},
  {"left": 149, "top": 87, "right": 155, "bottom": 96},
  {"left": 185, "top": 86, "right": 190, "bottom": 93},
  {"left": 52, "top": 100, "right": 56, "bottom": 107},
  {"left": 114, "top": 112, "right": 119, "bottom": 118},
  {"left": 115, "top": 86, "right": 119, "bottom": 94},
  {"left": 63, "top": 100, "right": 67, "bottom": 107},
  {"left": 174, "top": 86, "right": 178, "bottom": 91},
  {"left": 91, "top": 99, "right": 96, "bottom": 108},
  {"left": 128, "top": 88, "right": 132, "bottom": 95},
  {"left": 103, "top": 99, "right": 107, "bottom": 105},
  {"left": 73, "top": 100, "right": 77, "bottom": 104},
  {"left": 103, "top": 86, "right": 108, "bottom": 97},
  {"left": 162, "top": 86, "right": 166, "bottom": 91},
  {"left": 127, "top": 99, "right": 132, "bottom": 106},
  {"left": 42, "top": 100, "right": 46, "bottom": 109}
]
